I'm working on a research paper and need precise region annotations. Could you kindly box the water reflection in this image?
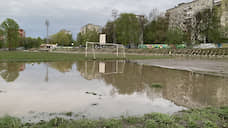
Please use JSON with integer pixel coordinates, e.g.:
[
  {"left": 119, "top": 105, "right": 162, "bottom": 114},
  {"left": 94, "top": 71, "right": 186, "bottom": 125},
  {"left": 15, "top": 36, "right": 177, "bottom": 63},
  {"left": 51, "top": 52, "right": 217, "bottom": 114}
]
[
  {"left": 0, "top": 63, "right": 25, "bottom": 82},
  {"left": 77, "top": 61, "right": 125, "bottom": 80},
  {"left": 48, "top": 62, "right": 74, "bottom": 73},
  {"left": 0, "top": 60, "right": 227, "bottom": 121},
  {"left": 44, "top": 62, "right": 74, "bottom": 82},
  {"left": 76, "top": 61, "right": 228, "bottom": 108}
]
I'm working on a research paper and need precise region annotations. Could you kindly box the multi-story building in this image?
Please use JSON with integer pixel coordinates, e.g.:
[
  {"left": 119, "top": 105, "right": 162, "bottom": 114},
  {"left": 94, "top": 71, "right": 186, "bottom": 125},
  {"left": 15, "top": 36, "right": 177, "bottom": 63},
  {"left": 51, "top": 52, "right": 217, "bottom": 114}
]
[
  {"left": 166, "top": 0, "right": 228, "bottom": 43},
  {"left": 221, "top": 0, "right": 228, "bottom": 26},
  {"left": 80, "top": 24, "right": 102, "bottom": 34},
  {"left": 166, "top": 0, "right": 214, "bottom": 31}
]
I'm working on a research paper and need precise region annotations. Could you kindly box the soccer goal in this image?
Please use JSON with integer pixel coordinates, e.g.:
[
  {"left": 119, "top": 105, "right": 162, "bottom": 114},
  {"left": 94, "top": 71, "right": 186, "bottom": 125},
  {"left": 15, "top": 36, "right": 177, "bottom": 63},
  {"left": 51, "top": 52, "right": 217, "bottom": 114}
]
[{"left": 85, "top": 34, "right": 126, "bottom": 59}]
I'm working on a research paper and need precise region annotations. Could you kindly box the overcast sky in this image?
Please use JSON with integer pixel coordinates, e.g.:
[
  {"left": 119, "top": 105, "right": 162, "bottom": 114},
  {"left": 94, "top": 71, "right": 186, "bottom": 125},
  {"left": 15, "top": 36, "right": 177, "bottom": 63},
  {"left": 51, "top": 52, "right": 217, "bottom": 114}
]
[{"left": 0, "top": 0, "right": 192, "bottom": 39}]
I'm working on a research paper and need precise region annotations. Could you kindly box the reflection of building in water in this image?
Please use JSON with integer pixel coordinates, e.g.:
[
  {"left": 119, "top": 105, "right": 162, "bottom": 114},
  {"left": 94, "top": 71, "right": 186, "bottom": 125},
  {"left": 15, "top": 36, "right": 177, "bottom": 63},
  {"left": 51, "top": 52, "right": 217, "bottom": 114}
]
[
  {"left": 0, "top": 63, "right": 26, "bottom": 82},
  {"left": 98, "top": 61, "right": 125, "bottom": 74},
  {"left": 99, "top": 62, "right": 106, "bottom": 73},
  {"left": 142, "top": 66, "right": 228, "bottom": 108},
  {"left": 77, "top": 61, "right": 228, "bottom": 108},
  {"left": 77, "top": 61, "right": 146, "bottom": 95},
  {"left": 19, "top": 64, "right": 25, "bottom": 71},
  {"left": 77, "top": 61, "right": 125, "bottom": 80}
]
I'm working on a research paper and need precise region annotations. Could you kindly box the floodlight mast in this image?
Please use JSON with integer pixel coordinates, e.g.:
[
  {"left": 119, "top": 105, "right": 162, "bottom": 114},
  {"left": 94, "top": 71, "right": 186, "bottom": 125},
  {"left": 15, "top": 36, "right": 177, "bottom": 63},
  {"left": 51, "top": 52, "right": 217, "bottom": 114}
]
[
  {"left": 136, "top": 15, "right": 145, "bottom": 45},
  {"left": 112, "top": 9, "right": 118, "bottom": 44},
  {"left": 45, "top": 20, "right": 50, "bottom": 44},
  {"left": 44, "top": 20, "right": 50, "bottom": 83}
]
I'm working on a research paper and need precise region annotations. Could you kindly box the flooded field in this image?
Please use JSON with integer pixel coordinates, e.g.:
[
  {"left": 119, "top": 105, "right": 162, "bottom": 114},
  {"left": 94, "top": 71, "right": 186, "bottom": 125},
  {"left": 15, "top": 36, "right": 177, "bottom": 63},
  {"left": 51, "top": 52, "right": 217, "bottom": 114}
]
[{"left": 0, "top": 60, "right": 228, "bottom": 122}]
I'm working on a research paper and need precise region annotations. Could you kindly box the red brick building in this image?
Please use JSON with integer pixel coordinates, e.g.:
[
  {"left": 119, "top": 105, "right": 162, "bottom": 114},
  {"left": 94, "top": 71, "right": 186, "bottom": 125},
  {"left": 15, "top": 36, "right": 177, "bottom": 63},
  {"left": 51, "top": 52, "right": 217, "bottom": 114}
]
[
  {"left": 18, "top": 29, "right": 25, "bottom": 38},
  {"left": 0, "top": 29, "right": 25, "bottom": 41}
]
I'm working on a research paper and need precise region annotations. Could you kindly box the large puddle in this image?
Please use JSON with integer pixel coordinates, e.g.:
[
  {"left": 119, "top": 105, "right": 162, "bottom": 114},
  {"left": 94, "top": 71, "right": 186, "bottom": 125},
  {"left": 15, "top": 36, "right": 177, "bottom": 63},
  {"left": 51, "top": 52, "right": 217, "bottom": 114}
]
[{"left": 0, "top": 60, "right": 228, "bottom": 122}]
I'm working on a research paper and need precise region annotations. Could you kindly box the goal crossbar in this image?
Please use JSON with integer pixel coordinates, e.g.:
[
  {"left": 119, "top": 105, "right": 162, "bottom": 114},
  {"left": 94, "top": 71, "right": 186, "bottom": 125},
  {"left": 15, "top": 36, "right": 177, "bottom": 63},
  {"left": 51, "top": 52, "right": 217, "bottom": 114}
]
[{"left": 85, "top": 42, "right": 126, "bottom": 59}]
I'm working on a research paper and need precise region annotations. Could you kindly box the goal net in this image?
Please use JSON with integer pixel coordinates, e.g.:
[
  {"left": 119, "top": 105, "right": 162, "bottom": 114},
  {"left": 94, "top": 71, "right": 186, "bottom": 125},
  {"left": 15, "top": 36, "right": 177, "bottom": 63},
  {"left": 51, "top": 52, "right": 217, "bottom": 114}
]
[{"left": 85, "top": 34, "right": 126, "bottom": 59}]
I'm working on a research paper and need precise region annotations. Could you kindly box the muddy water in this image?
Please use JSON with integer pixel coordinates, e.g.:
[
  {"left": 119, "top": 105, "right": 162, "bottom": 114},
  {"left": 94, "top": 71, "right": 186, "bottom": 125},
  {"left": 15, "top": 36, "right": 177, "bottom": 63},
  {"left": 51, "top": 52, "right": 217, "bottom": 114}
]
[{"left": 0, "top": 61, "right": 227, "bottom": 122}]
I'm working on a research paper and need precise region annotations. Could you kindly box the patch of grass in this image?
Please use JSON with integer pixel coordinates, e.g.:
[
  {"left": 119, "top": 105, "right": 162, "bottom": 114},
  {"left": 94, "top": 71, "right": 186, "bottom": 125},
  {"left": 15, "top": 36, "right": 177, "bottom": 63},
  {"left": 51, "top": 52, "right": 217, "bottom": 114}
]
[
  {"left": 203, "top": 120, "right": 217, "bottom": 128},
  {"left": 149, "top": 84, "right": 163, "bottom": 88},
  {"left": 174, "top": 107, "right": 226, "bottom": 128},
  {"left": 123, "top": 116, "right": 143, "bottom": 124},
  {"left": 64, "top": 112, "right": 73, "bottom": 117},
  {"left": 0, "top": 51, "right": 170, "bottom": 62},
  {"left": 0, "top": 107, "right": 227, "bottom": 128},
  {"left": 0, "top": 116, "right": 22, "bottom": 128},
  {"left": 144, "top": 119, "right": 158, "bottom": 128},
  {"left": 102, "top": 119, "right": 123, "bottom": 128}
]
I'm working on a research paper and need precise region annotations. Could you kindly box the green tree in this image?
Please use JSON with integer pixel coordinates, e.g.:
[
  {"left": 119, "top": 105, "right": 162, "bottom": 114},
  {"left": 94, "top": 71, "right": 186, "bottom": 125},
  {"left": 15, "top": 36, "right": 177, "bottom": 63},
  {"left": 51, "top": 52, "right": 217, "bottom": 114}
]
[
  {"left": 115, "top": 13, "right": 141, "bottom": 46},
  {"left": 76, "top": 32, "right": 85, "bottom": 46},
  {"left": 21, "top": 37, "right": 43, "bottom": 49},
  {"left": 195, "top": 7, "right": 223, "bottom": 43},
  {"left": 102, "top": 21, "right": 114, "bottom": 43},
  {"left": 144, "top": 16, "right": 169, "bottom": 44},
  {"left": 0, "top": 18, "right": 19, "bottom": 50},
  {"left": 166, "top": 28, "right": 185, "bottom": 44},
  {"left": 0, "top": 29, "right": 4, "bottom": 48},
  {"left": 76, "top": 30, "right": 99, "bottom": 46},
  {"left": 50, "top": 30, "right": 73, "bottom": 46},
  {"left": 208, "top": 6, "right": 224, "bottom": 43}
]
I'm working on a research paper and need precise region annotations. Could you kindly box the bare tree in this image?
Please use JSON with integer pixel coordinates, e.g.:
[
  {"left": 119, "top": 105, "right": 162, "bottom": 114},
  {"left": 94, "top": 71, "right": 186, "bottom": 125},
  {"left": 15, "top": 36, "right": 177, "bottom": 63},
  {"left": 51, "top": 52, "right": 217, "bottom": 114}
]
[{"left": 149, "top": 8, "right": 160, "bottom": 21}]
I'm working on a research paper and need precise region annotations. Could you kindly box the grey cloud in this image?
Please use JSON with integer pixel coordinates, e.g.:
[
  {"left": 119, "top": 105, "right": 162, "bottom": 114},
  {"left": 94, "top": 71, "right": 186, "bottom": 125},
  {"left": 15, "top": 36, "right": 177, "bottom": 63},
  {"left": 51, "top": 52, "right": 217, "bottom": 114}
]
[{"left": 0, "top": 0, "right": 193, "bottom": 38}]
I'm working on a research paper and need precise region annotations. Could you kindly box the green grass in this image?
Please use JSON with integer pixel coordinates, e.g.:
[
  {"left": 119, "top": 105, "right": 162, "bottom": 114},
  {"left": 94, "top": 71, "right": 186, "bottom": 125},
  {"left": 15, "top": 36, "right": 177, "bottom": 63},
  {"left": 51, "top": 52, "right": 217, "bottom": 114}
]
[
  {"left": 0, "top": 51, "right": 170, "bottom": 62},
  {"left": 0, "top": 107, "right": 227, "bottom": 128},
  {"left": 150, "top": 84, "right": 163, "bottom": 88}
]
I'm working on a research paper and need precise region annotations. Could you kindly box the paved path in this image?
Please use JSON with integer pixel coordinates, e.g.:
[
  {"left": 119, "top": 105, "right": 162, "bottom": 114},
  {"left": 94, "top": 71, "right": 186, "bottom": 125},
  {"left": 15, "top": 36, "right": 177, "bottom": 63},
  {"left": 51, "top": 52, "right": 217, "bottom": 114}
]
[{"left": 132, "top": 57, "right": 228, "bottom": 77}]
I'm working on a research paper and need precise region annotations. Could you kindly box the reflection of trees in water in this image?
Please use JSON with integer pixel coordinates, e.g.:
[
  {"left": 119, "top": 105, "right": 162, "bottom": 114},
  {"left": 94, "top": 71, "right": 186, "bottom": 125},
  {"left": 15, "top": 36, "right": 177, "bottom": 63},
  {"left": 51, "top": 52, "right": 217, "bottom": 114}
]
[
  {"left": 76, "top": 61, "right": 145, "bottom": 95},
  {"left": 48, "top": 62, "right": 74, "bottom": 73},
  {"left": 144, "top": 66, "right": 228, "bottom": 108},
  {"left": 145, "top": 85, "right": 163, "bottom": 101},
  {"left": 102, "top": 63, "right": 145, "bottom": 95},
  {"left": 0, "top": 63, "right": 25, "bottom": 82},
  {"left": 76, "top": 61, "right": 100, "bottom": 80},
  {"left": 76, "top": 61, "right": 228, "bottom": 108}
]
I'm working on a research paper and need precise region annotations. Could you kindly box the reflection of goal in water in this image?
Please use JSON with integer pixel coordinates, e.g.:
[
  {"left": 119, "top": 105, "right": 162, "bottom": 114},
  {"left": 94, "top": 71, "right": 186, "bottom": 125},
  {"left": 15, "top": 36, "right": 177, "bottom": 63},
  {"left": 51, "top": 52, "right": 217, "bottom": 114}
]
[
  {"left": 84, "top": 60, "right": 126, "bottom": 79},
  {"left": 98, "top": 61, "right": 125, "bottom": 74},
  {"left": 85, "top": 34, "right": 126, "bottom": 59}
]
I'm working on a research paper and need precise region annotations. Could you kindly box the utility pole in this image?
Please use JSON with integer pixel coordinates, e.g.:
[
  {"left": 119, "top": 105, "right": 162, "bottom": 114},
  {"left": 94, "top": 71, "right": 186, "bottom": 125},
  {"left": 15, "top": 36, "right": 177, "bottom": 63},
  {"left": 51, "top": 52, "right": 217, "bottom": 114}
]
[
  {"left": 45, "top": 20, "right": 49, "bottom": 82},
  {"left": 45, "top": 20, "right": 50, "bottom": 44},
  {"left": 112, "top": 9, "right": 118, "bottom": 44}
]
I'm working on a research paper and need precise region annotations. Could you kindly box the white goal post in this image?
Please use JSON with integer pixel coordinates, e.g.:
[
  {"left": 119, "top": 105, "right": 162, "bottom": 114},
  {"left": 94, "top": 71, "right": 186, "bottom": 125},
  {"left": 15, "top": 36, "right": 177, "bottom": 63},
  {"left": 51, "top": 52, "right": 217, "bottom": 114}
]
[{"left": 85, "top": 34, "right": 126, "bottom": 59}]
